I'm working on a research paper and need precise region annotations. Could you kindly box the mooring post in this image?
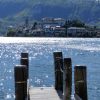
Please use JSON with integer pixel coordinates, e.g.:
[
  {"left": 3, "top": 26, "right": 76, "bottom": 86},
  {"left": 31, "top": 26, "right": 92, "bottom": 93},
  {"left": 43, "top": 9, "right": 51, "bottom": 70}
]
[
  {"left": 21, "top": 58, "right": 29, "bottom": 79},
  {"left": 21, "top": 53, "right": 28, "bottom": 59},
  {"left": 14, "top": 65, "right": 27, "bottom": 100},
  {"left": 74, "top": 65, "right": 88, "bottom": 100},
  {"left": 53, "top": 52, "right": 63, "bottom": 92},
  {"left": 63, "top": 58, "right": 72, "bottom": 100}
]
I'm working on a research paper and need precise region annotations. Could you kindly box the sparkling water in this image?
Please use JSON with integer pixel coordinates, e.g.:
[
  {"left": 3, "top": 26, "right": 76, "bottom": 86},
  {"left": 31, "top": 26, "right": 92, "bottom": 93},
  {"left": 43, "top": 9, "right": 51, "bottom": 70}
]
[{"left": 0, "top": 37, "right": 100, "bottom": 100}]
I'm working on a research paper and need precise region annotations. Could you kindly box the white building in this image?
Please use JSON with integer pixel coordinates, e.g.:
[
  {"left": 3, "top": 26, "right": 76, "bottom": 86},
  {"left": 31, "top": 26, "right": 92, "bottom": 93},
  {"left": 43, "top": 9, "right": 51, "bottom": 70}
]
[
  {"left": 67, "top": 27, "right": 86, "bottom": 37},
  {"left": 54, "top": 27, "right": 66, "bottom": 37},
  {"left": 41, "top": 17, "right": 66, "bottom": 36},
  {"left": 42, "top": 17, "right": 65, "bottom": 28}
]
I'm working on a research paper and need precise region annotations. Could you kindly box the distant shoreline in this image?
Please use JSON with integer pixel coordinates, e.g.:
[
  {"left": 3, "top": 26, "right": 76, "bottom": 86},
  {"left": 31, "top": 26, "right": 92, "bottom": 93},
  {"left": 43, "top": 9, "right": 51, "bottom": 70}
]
[{"left": 3, "top": 36, "right": 100, "bottom": 38}]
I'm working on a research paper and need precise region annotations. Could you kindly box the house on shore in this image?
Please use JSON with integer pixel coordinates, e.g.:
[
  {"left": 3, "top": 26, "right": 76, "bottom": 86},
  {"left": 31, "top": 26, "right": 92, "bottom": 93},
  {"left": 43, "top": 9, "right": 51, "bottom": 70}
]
[
  {"left": 67, "top": 27, "right": 97, "bottom": 37},
  {"left": 30, "top": 29, "right": 45, "bottom": 37},
  {"left": 95, "top": 28, "right": 100, "bottom": 37},
  {"left": 42, "top": 17, "right": 65, "bottom": 26},
  {"left": 41, "top": 17, "right": 66, "bottom": 36},
  {"left": 67, "top": 27, "right": 86, "bottom": 37},
  {"left": 54, "top": 27, "right": 66, "bottom": 37}
]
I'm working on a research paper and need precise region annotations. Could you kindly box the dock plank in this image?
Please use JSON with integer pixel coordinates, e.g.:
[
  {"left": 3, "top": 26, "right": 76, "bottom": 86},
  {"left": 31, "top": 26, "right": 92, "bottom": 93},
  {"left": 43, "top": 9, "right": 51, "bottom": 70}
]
[{"left": 29, "top": 87, "right": 62, "bottom": 100}]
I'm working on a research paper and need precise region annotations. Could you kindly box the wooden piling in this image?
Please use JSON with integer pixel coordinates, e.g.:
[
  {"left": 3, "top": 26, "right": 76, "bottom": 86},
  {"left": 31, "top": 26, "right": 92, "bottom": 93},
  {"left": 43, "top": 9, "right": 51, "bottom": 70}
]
[
  {"left": 74, "top": 65, "right": 88, "bottom": 100},
  {"left": 21, "top": 58, "right": 29, "bottom": 79},
  {"left": 63, "top": 58, "right": 72, "bottom": 100},
  {"left": 14, "top": 65, "right": 27, "bottom": 100},
  {"left": 21, "top": 53, "right": 28, "bottom": 59},
  {"left": 53, "top": 52, "right": 63, "bottom": 92}
]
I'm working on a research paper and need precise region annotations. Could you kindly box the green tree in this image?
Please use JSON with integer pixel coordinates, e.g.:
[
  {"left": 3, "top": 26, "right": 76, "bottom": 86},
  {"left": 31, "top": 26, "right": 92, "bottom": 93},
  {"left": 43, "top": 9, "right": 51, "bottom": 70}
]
[
  {"left": 71, "top": 20, "right": 85, "bottom": 27},
  {"left": 6, "top": 29, "right": 16, "bottom": 37},
  {"left": 64, "top": 19, "right": 85, "bottom": 28},
  {"left": 32, "top": 22, "right": 37, "bottom": 30}
]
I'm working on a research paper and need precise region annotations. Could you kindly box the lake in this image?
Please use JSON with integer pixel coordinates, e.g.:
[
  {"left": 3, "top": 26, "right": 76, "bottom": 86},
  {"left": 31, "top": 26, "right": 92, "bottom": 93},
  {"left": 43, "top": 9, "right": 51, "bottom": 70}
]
[{"left": 0, "top": 37, "right": 100, "bottom": 100}]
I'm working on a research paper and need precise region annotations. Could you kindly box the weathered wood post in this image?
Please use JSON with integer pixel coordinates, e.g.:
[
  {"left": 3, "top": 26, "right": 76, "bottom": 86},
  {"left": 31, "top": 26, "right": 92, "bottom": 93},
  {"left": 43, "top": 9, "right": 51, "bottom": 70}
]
[
  {"left": 74, "top": 65, "right": 88, "bottom": 100},
  {"left": 21, "top": 58, "right": 29, "bottom": 79},
  {"left": 63, "top": 58, "right": 72, "bottom": 100},
  {"left": 53, "top": 52, "right": 63, "bottom": 92},
  {"left": 21, "top": 53, "right": 28, "bottom": 59},
  {"left": 21, "top": 52, "right": 30, "bottom": 99},
  {"left": 14, "top": 65, "right": 27, "bottom": 100}
]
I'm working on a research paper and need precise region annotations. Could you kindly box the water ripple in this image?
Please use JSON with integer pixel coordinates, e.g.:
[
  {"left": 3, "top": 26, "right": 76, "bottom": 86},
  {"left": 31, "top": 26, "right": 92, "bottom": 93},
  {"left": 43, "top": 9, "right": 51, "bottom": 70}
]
[{"left": 0, "top": 38, "right": 100, "bottom": 100}]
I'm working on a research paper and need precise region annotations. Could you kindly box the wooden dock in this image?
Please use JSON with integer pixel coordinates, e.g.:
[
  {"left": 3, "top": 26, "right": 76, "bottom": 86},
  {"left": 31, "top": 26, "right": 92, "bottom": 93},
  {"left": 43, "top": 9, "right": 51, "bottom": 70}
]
[
  {"left": 29, "top": 87, "right": 62, "bottom": 100},
  {"left": 14, "top": 52, "right": 88, "bottom": 100}
]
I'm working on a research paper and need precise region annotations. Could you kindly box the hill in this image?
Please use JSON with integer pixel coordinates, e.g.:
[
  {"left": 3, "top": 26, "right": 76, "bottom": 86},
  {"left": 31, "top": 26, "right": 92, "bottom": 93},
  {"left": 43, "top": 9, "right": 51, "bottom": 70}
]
[{"left": 0, "top": 0, "right": 99, "bottom": 26}]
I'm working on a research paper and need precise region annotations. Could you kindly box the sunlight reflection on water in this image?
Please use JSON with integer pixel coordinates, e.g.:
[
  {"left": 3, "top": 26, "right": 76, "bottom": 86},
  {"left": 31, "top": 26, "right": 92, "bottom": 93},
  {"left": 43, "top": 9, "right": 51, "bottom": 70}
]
[{"left": 0, "top": 37, "right": 100, "bottom": 100}]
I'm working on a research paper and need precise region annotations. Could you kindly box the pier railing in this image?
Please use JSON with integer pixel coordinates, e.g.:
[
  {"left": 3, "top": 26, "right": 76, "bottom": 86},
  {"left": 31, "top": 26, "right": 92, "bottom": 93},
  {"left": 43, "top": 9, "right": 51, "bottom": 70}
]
[{"left": 14, "top": 52, "right": 88, "bottom": 100}]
